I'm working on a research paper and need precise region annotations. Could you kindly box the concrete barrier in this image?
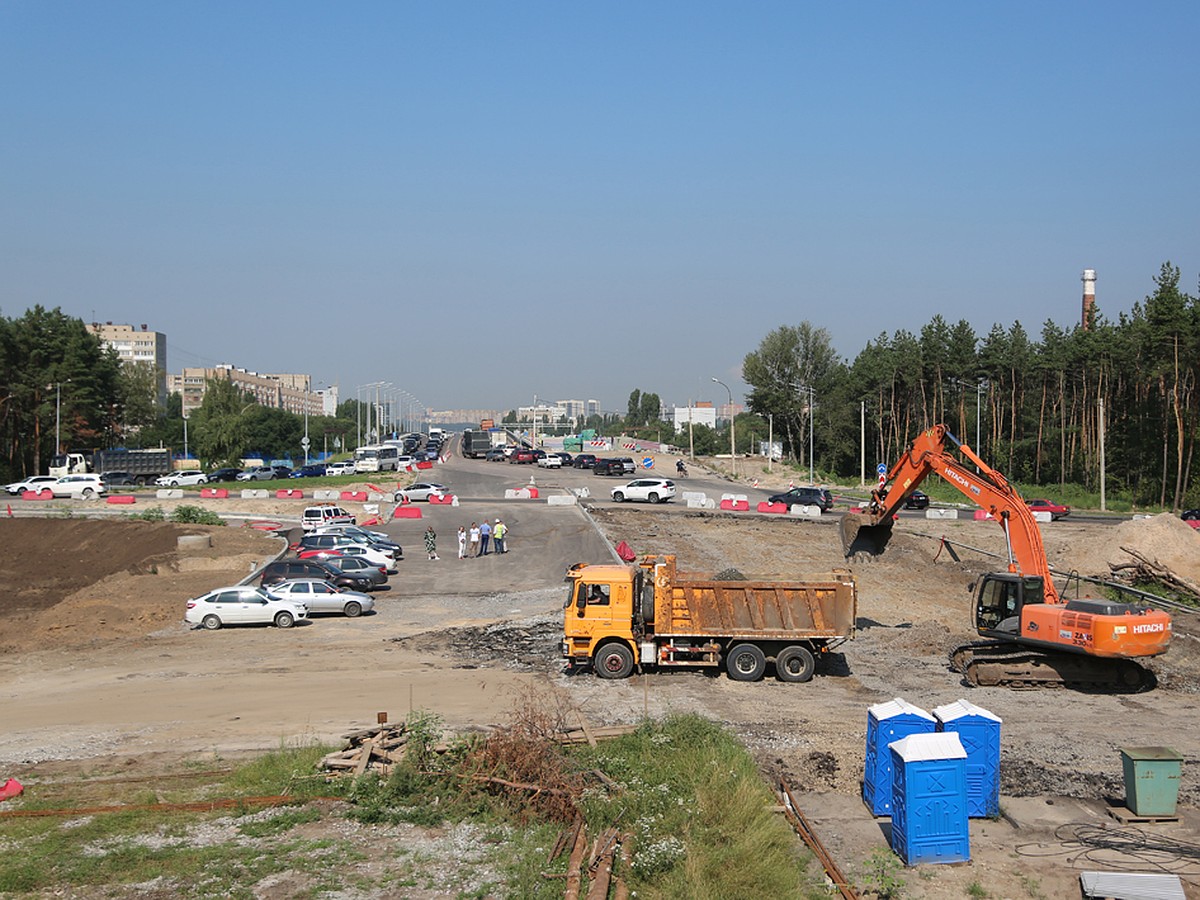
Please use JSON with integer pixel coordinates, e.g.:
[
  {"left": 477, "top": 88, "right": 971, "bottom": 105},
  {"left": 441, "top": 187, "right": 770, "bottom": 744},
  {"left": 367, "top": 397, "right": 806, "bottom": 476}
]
[
  {"left": 241, "top": 489, "right": 269, "bottom": 500},
  {"left": 313, "top": 489, "right": 340, "bottom": 501},
  {"left": 156, "top": 489, "right": 184, "bottom": 500},
  {"left": 178, "top": 534, "right": 212, "bottom": 550},
  {"left": 547, "top": 495, "right": 577, "bottom": 506},
  {"left": 925, "top": 508, "right": 959, "bottom": 520},
  {"left": 200, "top": 487, "right": 228, "bottom": 499},
  {"left": 757, "top": 501, "right": 788, "bottom": 514},
  {"left": 106, "top": 495, "right": 136, "bottom": 505},
  {"left": 687, "top": 497, "right": 717, "bottom": 509},
  {"left": 275, "top": 489, "right": 304, "bottom": 500}
]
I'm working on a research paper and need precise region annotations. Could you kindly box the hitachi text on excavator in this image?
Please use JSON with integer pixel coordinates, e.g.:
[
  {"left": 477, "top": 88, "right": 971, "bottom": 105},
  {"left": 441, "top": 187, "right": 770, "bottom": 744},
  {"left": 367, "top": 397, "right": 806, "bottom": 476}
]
[{"left": 840, "top": 424, "right": 1172, "bottom": 690}]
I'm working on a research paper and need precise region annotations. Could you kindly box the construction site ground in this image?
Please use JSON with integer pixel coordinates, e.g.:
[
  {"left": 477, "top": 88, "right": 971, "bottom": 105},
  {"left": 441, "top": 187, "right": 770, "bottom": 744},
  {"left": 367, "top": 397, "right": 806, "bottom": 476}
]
[{"left": 3, "top": 488, "right": 1200, "bottom": 898}]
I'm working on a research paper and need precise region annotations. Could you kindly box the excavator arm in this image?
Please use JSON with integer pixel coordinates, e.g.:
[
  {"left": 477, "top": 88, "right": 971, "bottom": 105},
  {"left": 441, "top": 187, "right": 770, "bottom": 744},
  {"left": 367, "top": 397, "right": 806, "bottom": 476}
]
[{"left": 841, "top": 424, "right": 1059, "bottom": 602}]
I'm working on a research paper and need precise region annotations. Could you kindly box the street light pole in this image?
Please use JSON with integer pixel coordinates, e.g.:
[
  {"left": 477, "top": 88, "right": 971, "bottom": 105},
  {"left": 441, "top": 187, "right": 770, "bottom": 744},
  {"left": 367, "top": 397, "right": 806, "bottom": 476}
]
[
  {"left": 55, "top": 382, "right": 62, "bottom": 454},
  {"left": 794, "top": 383, "right": 815, "bottom": 485},
  {"left": 711, "top": 377, "right": 735, "bottom": 477}
]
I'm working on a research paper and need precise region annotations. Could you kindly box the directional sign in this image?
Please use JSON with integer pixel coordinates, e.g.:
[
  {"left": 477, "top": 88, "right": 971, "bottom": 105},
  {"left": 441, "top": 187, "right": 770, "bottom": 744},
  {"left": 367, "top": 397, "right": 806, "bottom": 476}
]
[
  {"left": 876, "top": 463, "right": 887, "bottom": 475},
  {"left": 642, "top": 457, "right": 654, "bottom": 469},
  {"left": 301, "top": 437, "right": 311, "bottom": 451}
]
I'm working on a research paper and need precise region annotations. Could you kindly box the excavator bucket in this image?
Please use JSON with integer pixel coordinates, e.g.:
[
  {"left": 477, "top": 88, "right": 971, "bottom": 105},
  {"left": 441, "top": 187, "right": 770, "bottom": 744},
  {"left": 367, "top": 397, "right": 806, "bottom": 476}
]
[{"left": 840, "top": 512, "right": 894, "bottom": 558}]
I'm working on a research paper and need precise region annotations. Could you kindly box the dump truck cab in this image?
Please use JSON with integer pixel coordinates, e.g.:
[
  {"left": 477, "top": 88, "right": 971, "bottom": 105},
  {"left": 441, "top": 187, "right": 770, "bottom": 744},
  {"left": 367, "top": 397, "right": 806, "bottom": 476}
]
[{"left": 563, "top": 562, "right": 642, "bottom": 677}]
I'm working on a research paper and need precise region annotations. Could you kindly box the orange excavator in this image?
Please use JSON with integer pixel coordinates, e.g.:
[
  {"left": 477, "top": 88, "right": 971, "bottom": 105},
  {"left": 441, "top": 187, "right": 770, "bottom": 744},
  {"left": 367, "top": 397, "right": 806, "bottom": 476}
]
[{"left": 840, "top": 424, "right": 1172, "bottom": 690}]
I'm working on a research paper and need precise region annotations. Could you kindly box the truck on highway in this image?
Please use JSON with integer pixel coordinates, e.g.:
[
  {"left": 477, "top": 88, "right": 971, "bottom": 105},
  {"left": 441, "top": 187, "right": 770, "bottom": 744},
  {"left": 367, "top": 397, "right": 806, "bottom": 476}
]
[
  {"left": 48, "top": 448, "right": 175, "bottom": 485},
  {"left": 562, "top": 555, "right": 856, "bottom": 683},
  {"left": 460, "top": 429, "right": 494, "bottom": 459}
]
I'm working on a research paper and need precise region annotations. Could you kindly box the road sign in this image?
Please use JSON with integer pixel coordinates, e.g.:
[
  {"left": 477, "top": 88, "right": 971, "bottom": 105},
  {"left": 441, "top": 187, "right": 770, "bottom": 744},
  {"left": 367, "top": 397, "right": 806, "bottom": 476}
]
[
  {"left": 876, "top": 463, "right": 887, "bottom": 475},
  {"left": 642, "top": 457, "right": 654, "bottom": 469},
  {"left": 301, "top": 437, "right": 311, "bottom": 451}
]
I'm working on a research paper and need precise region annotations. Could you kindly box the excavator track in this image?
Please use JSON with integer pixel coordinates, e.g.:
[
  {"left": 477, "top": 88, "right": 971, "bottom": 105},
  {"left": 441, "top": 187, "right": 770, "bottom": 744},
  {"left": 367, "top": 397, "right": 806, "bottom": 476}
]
[{"left": 949, "top": 641, "right": 1156, "bottom": 692}]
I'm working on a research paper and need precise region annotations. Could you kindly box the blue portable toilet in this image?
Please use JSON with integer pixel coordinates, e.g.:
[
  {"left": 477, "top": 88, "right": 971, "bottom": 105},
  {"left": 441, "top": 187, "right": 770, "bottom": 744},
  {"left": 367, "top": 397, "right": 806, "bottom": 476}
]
[
  {"left": 933, "top": 699, "right": 1002, "bottom": 818},
  {"left": 889, "top": 731, "right": 970, "bottom": 866},
  {"left": 863, "top": 698, "right": 936, "bottom": 815}
]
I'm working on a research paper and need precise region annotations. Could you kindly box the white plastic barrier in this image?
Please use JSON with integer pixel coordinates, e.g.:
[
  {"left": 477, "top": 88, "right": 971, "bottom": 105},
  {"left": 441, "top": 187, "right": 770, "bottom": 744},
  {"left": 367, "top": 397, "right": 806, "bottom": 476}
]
[
  {"left": 505, "top": 488, "right": 534, "bottom": 499},
  {"left": 681, "top": 491, "right": 708, "bottom": 503},
  {"left": 572, "top": 486, "right": 591, "bottom": 498},
  {"left": 313, "top": 489, "right": 340, "bottom": 500},
  {"left": 363, "top": 503, "right": 379, "bottom": 515},
  {"left": 788, "top": 504, "right": 822, "bottom": 517},
  {"left": 241, "top": 489, "right": 269, "bottom": 499},
  {"left": 925, "top": 508, "right": 959, "bottom": 520},
  {"left": 155, "top": 489, "right": 184, "bottom": 500},
  {"left": 366, "top": 492, "right": 388, "bottom": 501},
  {"left": 687, "top": 497, "right": 717, "bottom": 509},
  {"left": 547, "top": 495, "right": 577, "bottom": 506},
  {"left": 1030, "top": 510, "right": 1052, "bottom": 524}
]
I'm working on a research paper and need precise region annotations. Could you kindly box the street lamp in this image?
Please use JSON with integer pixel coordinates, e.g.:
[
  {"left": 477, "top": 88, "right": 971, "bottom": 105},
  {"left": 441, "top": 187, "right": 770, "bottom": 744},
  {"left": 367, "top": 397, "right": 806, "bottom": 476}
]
[
  {"left": 711, "top": 377, "right": 735, "bottom": 477},
  {"left": 794, "top": 383, "right": 815, "bottom": 485},
  {"left": 953, "top": 378, "right": 983, "bottom": 472}
]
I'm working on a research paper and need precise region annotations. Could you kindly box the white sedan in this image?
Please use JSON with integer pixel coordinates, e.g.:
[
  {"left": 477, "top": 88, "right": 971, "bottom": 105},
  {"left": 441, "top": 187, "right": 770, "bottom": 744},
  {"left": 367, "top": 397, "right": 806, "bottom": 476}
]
[
  {"left": 186, "top": 586, "right": 307, "bottom": 630},
  {"left": 325, "top": 460, "right": 356, "bottom": 476},
  {"left": 155, "top": 471, "right": 208, "bottom": 487},
  {"left": 5, "top": 475, "right": 59, "bottom": 495},
  {"left": 394, "top": 482, "right": 449, "bottom": 502},
  {"left": 265, "top": 580, "right": 374, "bottom": 617},
  {"left": 610, "top": 478, "right": 676, "bottom": 504}
]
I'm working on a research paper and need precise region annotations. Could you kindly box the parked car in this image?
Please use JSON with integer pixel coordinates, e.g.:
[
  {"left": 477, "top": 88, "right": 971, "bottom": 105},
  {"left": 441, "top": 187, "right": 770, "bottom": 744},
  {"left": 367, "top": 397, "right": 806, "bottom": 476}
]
[
  {"left": 1182, "top": 510, "right": 1200, "bottom": 529},
  {"left": 592, "top": 458, "right": 626, "bottom": 476},
  {"left": 537, "top": 453, "right": 563, "bottom": 468},
  {"left": 394, "top": 482, "right": 449, "bottom": 502},
  {"left": 314, "top": 524, "right": 401, "bottom": 554},
  {"left": 484, "top": 448, "right": 507, "bottom": 462},
  {"left": 324, "top": 460, "right": 356, "bottom": 476},
  {"left": 265, "top": 580, "right": 375, "bottom": 617},
  {"left": 616, "top": 457, "right": 636, "bottom": 474},
  {"left": 1026, "top": 498, "right": 1070, "bottom": 520},
  {"left": 904, "top": 490, "right": 930, "bottom": 510},
  {"left": 207, "top": 467, "right": 242, "bottom": 482},
  {"left": 236, "top": 466, "right": 275, "bottom": 482},
  {"left": 573, "top": 454, "right": 597, "bottom": 469},
  {"left": 50, "top": 474, "right": 106, "bottom": 499},
  {"left": 185, "top": 585, "right": 307, "bottom": 630},
  {"left": 155, "top": 471, "right": 208, "bottom": 487},
  {"left": 508, "top": 449, "right": 536, "bottom": 464},
  {"left": 259, "top": 558, "right": 373, "bottom": 592},
  {"left": 611, "top": 478, "right": 676, "bottom": 504},
  {"left": 270, "top": 465, "right": 293, "bottom": 480},
  {"left": 555, "top": 452, "right": 573, "bottom": 466},
  {"left": 396, "top": 455, "right": 416, "bottom": 469},
  {"left": 295, "top": 534, "right": 397, "bottom": 569},
  {"left": 290, "top": 464, "right": 327, "bottom": 478},
  {"left": 326, "top": 555, "right": 389, "bottom": 588},
  {"left": 99, "top": 471, "right": 138, "bottom": 488},
  {"left": 301, "top": 505, "right": 356, "bottom": 531},
  {"left": 765, "top": 486, "right": 834, "bottom": 512},
  {"left": 6, "top": 475, "right": 60, "bottom": 495}
]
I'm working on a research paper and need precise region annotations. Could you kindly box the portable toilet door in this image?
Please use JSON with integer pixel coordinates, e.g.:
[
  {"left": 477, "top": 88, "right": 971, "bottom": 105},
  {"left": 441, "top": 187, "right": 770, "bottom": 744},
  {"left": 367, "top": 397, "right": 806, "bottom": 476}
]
[
  {"left": 863, "top": 698, "right": 937, "bottom": 816},
  {"left": 889, "top": 731, "right": 970, "bottom": 866},
  {"left": 933, "top": 699, "right": 1002, "bottom": 818}
]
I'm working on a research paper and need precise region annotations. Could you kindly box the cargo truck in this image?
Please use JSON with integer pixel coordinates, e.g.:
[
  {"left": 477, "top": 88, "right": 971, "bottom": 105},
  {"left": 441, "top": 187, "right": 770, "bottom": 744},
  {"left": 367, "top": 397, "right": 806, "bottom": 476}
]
[
  {"left": 49, "top": 448, "right": 175, "bottom": 485},
  {"left": 461, "top": 429, "right": 493, "bottom": 459},
  {"left": 562, "top": 555, "right": 857, "bottom": 683}
]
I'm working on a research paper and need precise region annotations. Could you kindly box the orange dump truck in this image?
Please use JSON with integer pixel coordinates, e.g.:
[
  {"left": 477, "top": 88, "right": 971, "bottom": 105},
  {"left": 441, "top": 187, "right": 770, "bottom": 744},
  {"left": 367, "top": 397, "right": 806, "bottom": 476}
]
[{"left": 562, "top": 555, "right": 857, "bottom": 683}]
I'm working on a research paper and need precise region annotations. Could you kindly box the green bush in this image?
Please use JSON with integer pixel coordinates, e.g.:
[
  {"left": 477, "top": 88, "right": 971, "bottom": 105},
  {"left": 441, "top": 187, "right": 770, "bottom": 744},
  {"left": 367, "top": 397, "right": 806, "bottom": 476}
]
[{"left": 169, "top": 505, "right": 224, "bottom": 525}]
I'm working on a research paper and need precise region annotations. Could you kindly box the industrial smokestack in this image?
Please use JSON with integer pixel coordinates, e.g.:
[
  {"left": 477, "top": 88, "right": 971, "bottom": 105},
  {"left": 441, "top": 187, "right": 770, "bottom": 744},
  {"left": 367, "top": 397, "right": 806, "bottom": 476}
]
[{"left": 1081, "top": 269, "right": 1096, "bottom": 330}]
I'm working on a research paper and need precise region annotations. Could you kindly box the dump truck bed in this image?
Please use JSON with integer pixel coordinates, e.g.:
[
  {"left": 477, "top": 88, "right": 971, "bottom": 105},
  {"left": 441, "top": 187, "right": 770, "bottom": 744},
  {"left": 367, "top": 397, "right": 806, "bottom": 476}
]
[{"left": 653, "top": 574, "right": 856, "bottom": 641}]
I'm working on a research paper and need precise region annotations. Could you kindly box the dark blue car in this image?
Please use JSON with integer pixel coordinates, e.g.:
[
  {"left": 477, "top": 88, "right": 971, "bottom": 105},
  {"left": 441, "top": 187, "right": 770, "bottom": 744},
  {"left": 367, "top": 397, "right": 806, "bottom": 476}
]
[{"left": 290, "top": 464, "right": 327, "bottom": 478}]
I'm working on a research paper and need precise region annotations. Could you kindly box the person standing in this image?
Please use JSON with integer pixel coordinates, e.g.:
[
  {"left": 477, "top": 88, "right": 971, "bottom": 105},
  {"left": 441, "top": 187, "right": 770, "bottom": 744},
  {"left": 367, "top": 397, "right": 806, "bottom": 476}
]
[
  {"left": 493, "top": 518, "right": 507, "bottom": 554},
  {"left": 424, "top": 526, "right": 439, "bottom": 560},
  {"left": 457, "top": 525, "right": 467, "bottom": 559},
  {"left": 479, "top": 519, "right": 492, "bottom": 555},
  {"left": 469, "top": 522, "right": 480, "bottom": 557}
]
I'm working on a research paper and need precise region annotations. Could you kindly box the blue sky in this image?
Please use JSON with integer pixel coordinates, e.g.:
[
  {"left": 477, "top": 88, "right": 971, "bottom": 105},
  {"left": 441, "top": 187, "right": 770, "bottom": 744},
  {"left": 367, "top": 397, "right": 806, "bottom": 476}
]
[{"left": 3, "top": 2, "right": 1198, "bottom": 414}]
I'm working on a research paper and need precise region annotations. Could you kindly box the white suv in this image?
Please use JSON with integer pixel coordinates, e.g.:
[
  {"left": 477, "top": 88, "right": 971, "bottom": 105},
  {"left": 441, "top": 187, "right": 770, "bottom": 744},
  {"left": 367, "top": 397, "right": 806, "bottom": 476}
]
[
  {"left": 301, "top": 505, "right": 357, "bottom": 532},
  {"left": 610, "top": 478, "right": 676, "bottom": 504},
  {"left": 50, "top": 474, "right": 107, "bottom": 499}
]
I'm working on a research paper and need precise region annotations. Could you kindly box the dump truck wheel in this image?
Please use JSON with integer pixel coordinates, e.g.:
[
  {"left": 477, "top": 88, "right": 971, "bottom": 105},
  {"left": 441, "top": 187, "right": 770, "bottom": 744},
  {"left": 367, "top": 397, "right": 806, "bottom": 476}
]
[
  {"left": 775, "top": 645, "right": 815, "bottom": 683},
  {"left": 726, "top": 643, "right": 766, "bottom": 682},
  {"left": 595, "top": 643, "right": 634, "bottom": 679}
]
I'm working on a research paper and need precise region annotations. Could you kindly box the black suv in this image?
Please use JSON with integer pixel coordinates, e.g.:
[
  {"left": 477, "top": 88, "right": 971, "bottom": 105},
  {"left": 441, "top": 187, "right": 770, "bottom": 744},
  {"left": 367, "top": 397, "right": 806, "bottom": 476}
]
[
  {"left": 593, "top": 458, "right": 626, "bottom": 476},
  {"left": 766, "top": 486, "right": 834, "bottom": 511},
  {"left": 259, "top": 559, "right": 373, "bottom": 591},
  {"left": 573, "top": 454, "right": 597, "bottom": 469}
]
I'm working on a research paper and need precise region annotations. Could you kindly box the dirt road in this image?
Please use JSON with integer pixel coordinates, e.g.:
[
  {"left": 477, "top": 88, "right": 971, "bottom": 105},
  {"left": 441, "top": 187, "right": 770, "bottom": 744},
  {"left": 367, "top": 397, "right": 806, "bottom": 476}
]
[{"left": 3, "top": 489, "right": 1200, "bottom": 898}]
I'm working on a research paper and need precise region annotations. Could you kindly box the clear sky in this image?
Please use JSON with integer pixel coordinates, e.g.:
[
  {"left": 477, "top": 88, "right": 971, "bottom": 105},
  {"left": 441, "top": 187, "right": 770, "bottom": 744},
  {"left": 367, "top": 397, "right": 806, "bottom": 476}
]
[{"left": 3, "top": 2, "right": 1198, "bottom": 415}]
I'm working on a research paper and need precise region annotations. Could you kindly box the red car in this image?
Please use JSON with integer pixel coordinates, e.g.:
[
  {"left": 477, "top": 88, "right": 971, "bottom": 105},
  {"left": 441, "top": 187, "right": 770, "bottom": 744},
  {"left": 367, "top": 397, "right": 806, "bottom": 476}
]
[
  {"left": 508, "top": 449, "right": 535, "bottom": 464},
  {"left": 1026, "top": 498, "right": 1070, "bottom": 520}
]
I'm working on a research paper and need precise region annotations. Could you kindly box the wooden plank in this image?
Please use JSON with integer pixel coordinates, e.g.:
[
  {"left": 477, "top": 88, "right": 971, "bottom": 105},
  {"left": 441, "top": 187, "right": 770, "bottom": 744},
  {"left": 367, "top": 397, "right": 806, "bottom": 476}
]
[
  {"left": 576, "top": 710, "right": 598, "bottom": 748},
  {"left": 353, "top": 738, "right": 377, "bottom": 777}
]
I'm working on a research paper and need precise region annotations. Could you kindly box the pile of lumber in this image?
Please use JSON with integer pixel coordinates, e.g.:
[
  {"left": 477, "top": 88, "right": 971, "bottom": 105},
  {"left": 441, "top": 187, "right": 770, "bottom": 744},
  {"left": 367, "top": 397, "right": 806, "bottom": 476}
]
[{"left": 320, "top": 722, "right": 446, "bottom": 777}]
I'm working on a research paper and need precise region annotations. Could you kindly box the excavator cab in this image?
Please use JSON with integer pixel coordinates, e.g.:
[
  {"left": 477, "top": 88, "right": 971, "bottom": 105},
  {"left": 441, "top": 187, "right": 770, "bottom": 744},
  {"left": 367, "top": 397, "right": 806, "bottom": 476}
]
[{"left": 974, "top": 573, "right": 1045, "bottom": 636}]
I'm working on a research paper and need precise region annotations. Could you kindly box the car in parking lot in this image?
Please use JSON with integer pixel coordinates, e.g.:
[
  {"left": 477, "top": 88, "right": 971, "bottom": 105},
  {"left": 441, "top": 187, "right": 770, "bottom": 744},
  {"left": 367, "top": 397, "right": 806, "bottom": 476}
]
[
  {"left": 765, "top": 486, "right": 834, "bottom": 511},
  {"left": 259, "top": 558, "right": 374, "bottom": 592},
  {"left": 573, "top": 454, "right": 597, "bottom": 469},
  {"left": 1026, "top": 498, "right": 1070, "bottom": 520},
  {"left": 302, "top": 505, "right": 357, "bottom": 531},
  {"left": 611, "top": 478, "right": 676, "bottom": 504},
  {"left": 6, "top": 475, "right": 60, "bottom": 495},
  {"left": 207, "top": 467, "right": 242, "bottom": 482},
  {"left": 904, "top": 490, "right": 930, "bottom": 510},
  {"left": 155, "top": 471, "right": 208, "bottom": 487},
  {"left": 313, "top": 524, "right": 401, "bottom": 555},
  {"left": 236, "top": 466, "right": 275, "bottom": 482},
  {"left": 185, "top": 585, "right": 307, "bottom": 630},
  {"left": 324, "top": 460, "right": 356, "bottom": 476},
  {"left": 326, "top": 554, "right": 389, "bottom": 588},
  {"left": 265, "top": 580, "right": 375, "bottom": 617},
  {"left": 50, "top": 474, "right": 107, "bottom": 499},
  {"left": 394, "top": 482, "right": 449, "bottom": 502}
]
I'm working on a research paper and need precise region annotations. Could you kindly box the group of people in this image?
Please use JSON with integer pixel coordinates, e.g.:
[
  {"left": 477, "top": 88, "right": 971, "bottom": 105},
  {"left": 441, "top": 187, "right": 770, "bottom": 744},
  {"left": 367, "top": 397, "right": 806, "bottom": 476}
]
[{"left": 423, "top": 519, "right": 510, "bottom": 560}]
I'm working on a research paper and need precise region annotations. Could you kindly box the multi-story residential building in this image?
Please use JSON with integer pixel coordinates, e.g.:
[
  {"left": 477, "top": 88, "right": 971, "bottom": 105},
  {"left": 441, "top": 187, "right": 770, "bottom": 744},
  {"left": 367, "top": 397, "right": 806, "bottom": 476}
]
[
  {"left": 86, "top": 322, "right": 168, "bottom": 404},
  {"left": 169, "top": 365, "right": 324, "bottom": 418}
]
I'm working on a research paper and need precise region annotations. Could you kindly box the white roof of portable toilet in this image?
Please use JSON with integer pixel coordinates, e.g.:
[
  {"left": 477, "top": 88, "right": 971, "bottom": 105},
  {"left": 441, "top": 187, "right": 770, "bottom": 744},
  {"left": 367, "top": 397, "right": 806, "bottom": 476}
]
[
  {"left": 932, "top": 699, "right": 1003, "bottom": 723},
  {"left": 869, "top": 697, "right": 936, "bottom": 722},
  {"left": 889, "top": 731, "right": 967, "bottom": 762}
]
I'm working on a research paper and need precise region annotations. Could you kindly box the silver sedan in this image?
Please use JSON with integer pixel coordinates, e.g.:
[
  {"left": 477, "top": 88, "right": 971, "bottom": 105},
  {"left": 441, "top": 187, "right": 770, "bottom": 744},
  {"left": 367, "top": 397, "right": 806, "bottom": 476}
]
[{"left": 265, "top": 580, "right": 375, "bottom": 617}]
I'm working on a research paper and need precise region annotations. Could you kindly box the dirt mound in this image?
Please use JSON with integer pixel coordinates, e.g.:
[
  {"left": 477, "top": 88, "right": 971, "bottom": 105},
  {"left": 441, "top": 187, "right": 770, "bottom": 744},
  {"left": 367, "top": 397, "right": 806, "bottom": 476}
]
[
  {"left": 0, "top": 519, "right": 281, "bottom": 653},
  {"left": 1068, "top": 513, "right": 1200, "bottom": 582}
]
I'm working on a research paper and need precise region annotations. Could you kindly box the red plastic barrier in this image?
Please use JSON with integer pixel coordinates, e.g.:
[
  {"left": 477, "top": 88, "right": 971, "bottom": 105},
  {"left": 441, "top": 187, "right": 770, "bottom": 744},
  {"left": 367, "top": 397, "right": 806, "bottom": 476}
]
[
  {"left": 106, "top": 495, "right": 137, "bottom": 505},
  {"left": 416, "top": 460, "right": 434, "bottom": 469},
  {"left": 275, "top": 489, "right": 304, "bottom": 499},
  {"left": 200, "top": 487, "right": 229, "bottom": 499},
  {"left": 340, "top": 490, "right": 368, "bottom": 502},
  {"left": 973, "top": 510, "right": 994, "bottom": 520},
  {"left": 247, "top": 520, "right": 283, "bottom": 531},
  {"left": 22, "top": 489, "right": 53, "bottom": 500},
  {"left": 719, "top": 499, "right": 750, "bottom": 512},
  {"left": 428, "top": 493, "right": 455, "bottom": 505},
  {"left": 359, "top": 515, "right": 381, "bottom": 526},
  {"left": 757, "top": 501, "right": 788, "bottom": 514},
  {"left": 392, "top": 507, "right": 423, "bottom": 519},
  {"left": 0, "top": 777, "right": 23, "bottom": 802}
]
